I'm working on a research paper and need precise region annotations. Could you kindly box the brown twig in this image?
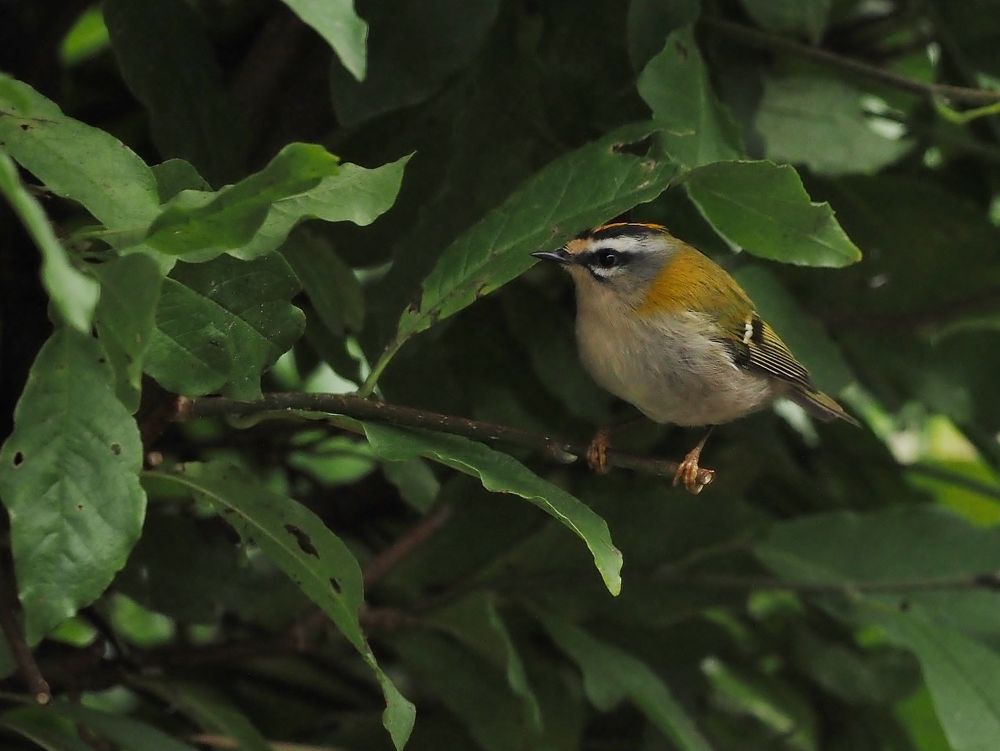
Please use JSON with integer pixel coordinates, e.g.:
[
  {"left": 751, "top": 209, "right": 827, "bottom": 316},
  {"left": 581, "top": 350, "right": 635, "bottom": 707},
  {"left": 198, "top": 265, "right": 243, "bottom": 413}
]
[
  {"left": 363, "top": 505, "right": 453, "bottom": 589},
  {"left": 176, "top": 393, "right": 714, "bottom": 486},
  {"left": 189, "top": 734, "right": 350, "bottom": 751},
  {"left": 0, "top": 552, "right": 50, "bottom": 704},
  {"left": 704, "top": 17, "right": 1000, "bottom": 105}
]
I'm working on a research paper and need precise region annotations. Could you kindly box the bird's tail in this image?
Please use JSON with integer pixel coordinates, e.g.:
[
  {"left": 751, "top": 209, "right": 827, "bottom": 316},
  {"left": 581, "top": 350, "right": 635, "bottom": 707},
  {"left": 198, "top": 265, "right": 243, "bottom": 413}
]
[{"left": 790, "top": 388, "right": 860, "bottom": 427}]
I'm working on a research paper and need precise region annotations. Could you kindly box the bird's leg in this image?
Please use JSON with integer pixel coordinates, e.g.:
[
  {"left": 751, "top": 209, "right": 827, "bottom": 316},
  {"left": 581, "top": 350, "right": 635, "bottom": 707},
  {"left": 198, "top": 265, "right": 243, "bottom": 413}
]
[
  {"left": 585, "top": 415, "right": 645, "bottom": 474},
  {"left": 672, "top": 427, "right": 715, "bottom": 495}
]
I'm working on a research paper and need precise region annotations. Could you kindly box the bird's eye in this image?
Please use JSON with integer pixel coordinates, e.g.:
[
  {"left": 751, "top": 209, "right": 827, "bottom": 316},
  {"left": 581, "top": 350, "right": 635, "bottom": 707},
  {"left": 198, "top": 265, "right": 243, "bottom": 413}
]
[{"left": 595, "top": 250, "right": 619, "bottom": 269}]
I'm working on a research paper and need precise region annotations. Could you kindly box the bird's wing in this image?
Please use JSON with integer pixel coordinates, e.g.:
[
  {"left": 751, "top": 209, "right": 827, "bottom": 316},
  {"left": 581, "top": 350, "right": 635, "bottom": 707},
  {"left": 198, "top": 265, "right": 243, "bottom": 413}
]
[{"left": 719, "top": 312, "right": 815, "bottom": 391}]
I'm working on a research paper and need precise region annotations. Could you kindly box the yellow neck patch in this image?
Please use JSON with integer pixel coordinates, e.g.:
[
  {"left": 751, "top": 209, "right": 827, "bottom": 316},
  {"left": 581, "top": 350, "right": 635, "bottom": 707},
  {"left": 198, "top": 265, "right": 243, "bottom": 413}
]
[{"left": 637, "top": 246, "right": 751, "bottom": 319}]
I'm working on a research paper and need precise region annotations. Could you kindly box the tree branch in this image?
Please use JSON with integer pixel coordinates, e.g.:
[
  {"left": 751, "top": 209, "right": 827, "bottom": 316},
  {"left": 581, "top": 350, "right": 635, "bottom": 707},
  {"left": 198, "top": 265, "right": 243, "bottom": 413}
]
[
  {"left": 703, "top": 17, "right": 1000, "bottom": 105},
  {"left": 0, "top": 551, "right": 50, "bottom": 705},
  {"left": 176, "top": 393, "right": 714, "bottom": 485}
]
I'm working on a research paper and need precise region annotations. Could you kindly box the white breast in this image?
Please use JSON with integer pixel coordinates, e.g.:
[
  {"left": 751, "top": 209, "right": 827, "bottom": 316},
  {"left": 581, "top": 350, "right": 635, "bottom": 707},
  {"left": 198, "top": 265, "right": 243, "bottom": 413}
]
[{"left": 574, "top": 297, "right": 775, "bottom": 426}]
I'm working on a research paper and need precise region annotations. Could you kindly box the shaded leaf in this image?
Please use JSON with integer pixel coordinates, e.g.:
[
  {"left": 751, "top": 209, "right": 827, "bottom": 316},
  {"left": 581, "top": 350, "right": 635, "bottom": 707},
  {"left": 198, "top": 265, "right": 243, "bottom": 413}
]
[
  {"left": 48, "top": 703, "right": 198, "bottom": 751},
  {"left": 144, "top": 143, "right": 340, "bottom": 258},
  {"left": 0, "top": 149, "right": 98, "bottom": 332},
  {"left": 329, "top": 0, "right": 500, "bottom": 125},
  {"left": 143, "top": 254, "right": 305, "bottom": 399},
  {"left": 739, "top": 0, "right": 832, "bottom": 43},
  {"left": 537, "top": 611, "right": 713, "bottom": 751},
  {"left": 686, "top": 160, "right": 861, "bottom": 267},
  {"left": 281, "top": 0, "right": 368, "bottom": 81},
  {"left": 0, "top": 329, "right": 145, "bottom": 642},
  {"left": 0, "top": 706, "right": 92, "bottom": 751},
  {"left": 0, "top": 73, "right": 159, "bottom": 229},
  {"left": 362, "top": 422, "right": 622, "bottom": 595},
  {"left": 93, "top": 254, "right": 164, "bottom": 412},
  {"left": 104, "top": 0, "right": 241, "bottom": 184},
  {"left": 755, "top": 74, "right": 911, "bottom": 175},
  {"left": 281, "top": 228, "right": 364, "bottom": 335},
  {"left": 637, "top": 26, "right": 743, "bottom": 167},
  {"left": 143, "top": 682, "right": 270, "bottom": 751},
  {"left": 394, "top": 123, "right": 681, "bottom": 344},
  {"left": 148, "top": 462, "right": 415, "bottom": 750}
]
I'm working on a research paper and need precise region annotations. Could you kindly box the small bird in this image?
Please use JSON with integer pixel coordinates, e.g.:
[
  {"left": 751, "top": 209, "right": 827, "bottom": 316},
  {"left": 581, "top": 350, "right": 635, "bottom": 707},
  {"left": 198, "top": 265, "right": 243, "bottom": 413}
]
[{"left": 531, "top": 222, "right": 857, "bottom": 494}]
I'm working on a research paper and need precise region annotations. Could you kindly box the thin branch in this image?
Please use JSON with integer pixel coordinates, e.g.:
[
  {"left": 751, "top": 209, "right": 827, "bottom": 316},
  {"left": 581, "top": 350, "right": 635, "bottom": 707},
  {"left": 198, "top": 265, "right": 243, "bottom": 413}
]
[
  {"left": 656, "top": 571, "right": 1000, "bottom": 595},
  {"left": 189, "top": 734, "right": 350, "bottom": 751},
  {"left": 177, "top": 393, "right": 713, "bottom": 486},
  {"left": 703, "top": 17, "right": 1000, "bottom": 106},
  {"left": 363, "top": 505, "right": 453, "bottom": 589},
  {"left": 0, "top": 554, "right": 50, "bottom": 705}
]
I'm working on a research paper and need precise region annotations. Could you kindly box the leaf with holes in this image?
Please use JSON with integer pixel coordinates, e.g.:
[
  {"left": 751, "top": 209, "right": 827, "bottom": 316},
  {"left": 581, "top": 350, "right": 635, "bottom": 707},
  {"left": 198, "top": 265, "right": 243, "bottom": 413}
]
[
  {"left": 146, "top": 462, "right": 415, "bottom": 750},
  {"left": 0, "top": 328, "right": 145, "bottom": 643}
]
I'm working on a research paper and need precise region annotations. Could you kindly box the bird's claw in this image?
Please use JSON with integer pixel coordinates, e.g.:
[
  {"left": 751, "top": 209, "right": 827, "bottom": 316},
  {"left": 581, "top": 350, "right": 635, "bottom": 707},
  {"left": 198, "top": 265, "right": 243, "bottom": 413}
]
[
  {"left": 672, "top": 455, "right": 715, "bottom": 495},
  {"left": 586, "top": 427, "right": 612, "bottom": 475}
]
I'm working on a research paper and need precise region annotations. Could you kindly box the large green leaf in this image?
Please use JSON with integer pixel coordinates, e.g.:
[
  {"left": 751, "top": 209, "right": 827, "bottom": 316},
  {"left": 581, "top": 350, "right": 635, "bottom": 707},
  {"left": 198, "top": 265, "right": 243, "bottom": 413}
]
[
  {"left": 236, "top": 155, "right": 410, "bottom": 260},
  {"left": 281, "top": 229, "right": 364, "bottom": 335},
  {"left": 537, "top": 612, "right": 713, "bottom": 751},
  {"left": 280, "top": 0, "right": 368, "bottom": 81},
  {"left": 93, "top": 254, "right": 164, "bottom": 412},
  {"left": 376, "top": 122, "right": 680, "bottom": 380},
  {"left": 144, "top": 143, "right": 340, "bottom": 258},
  {"left": 0, "top": 74, "right": 159, "bottom": 229},
  {"left": 0, "top": 329, "right": 145, "bottom": 642},
  {"left": 878, "top": 612, "right": 1000, "bottom": 751},
  {"left": 738, "top": 0, "right": 832, "bottom": 43},
  {"left": 754, "top": 74, "right": 912, "bottom": 175},
  {"left": 685, "top": 160, "right": 862, "bottom": 267},
  {"left": 143, "top": 255, "right": 305, "bottom": 399},
  {"left": 0, "top": 706, "right": 92, "bottom": 751},
  {"left": 361, "top": 423, "right": 622, "bottom": 596},
  {"left": 141, "top": 681, "right": 271, "bottom": 751},
  {"left": 47, "top": 703, "right": 198, "bottom": 751},
  {"left": 429, "top": 592, "right": 542, "bottom": 728},
  {"left": 329, "top": 0, "right": 500, "bottom": 126},
  {"left": 104, "top": 0, "right": 241, "bottom": 184},
  {"left": 637, "top": 25, "right": 743, "bottom": 168},
  {"left": 148, "top": 463, "right": 415, "bottom": 750},
  {"left": 0, "top": 149, "right": 98, "bottom": 332}
]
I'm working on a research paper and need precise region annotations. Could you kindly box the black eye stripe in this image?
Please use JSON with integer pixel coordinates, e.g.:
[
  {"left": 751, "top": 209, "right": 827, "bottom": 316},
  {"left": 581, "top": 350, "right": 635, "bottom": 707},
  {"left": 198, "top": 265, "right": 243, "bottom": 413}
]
[{"left": 583, "top": 249, "right": 630, "bottom": 269}]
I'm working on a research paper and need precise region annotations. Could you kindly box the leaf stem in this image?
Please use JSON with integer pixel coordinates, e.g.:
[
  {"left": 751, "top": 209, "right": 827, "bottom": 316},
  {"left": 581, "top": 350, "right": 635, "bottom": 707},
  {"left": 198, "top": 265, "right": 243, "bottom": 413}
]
[
  {"left": 703, "top": 17, "right": 1000, "bottom": 106},
  {"left": 356, "top": 335, "right": 408, "bottom": 398}
]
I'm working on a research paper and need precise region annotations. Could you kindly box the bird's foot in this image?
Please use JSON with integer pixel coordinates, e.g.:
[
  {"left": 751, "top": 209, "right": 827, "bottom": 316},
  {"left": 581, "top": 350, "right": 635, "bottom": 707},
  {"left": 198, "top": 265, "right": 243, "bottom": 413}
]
[
  {"left": 672, "top": 450, "right": 715, "bottom": 495},
  {"left": 585, "top": 427, "right": 612, "bottom": 475}
]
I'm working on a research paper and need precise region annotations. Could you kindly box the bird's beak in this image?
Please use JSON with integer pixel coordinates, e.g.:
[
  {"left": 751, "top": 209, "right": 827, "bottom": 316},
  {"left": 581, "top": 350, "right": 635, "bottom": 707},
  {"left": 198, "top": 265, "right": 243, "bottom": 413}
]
[{"left": 530, "top": 247, "right": 572, "bottom": 265}]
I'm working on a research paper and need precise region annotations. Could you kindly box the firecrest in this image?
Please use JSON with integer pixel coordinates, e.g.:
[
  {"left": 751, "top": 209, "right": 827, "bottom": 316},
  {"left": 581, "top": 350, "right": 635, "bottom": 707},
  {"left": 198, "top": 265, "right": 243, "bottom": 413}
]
[{"left": 531, "top": 222, "right": 857, "bottom": 494}]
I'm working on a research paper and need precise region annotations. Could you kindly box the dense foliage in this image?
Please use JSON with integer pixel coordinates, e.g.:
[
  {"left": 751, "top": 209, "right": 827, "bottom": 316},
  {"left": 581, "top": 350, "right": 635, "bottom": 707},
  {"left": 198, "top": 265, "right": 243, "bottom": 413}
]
[{"left": 2, "top": 0, "right": 1000, "bottom": 749}]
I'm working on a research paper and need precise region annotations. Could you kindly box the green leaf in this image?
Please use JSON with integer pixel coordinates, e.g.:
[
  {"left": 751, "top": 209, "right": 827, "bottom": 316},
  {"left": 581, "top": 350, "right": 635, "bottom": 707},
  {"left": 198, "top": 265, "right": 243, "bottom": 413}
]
[
  {"left": 104, "top": 0, "right": 241, "bottom": 184},
  {"left": 281, "top": 228, "right": 364, "bottom": 335},
  {"left": 391, "top": 122, "right": 681, "bottom": 346},
  {"left": 152, "top": 158, "right": 211, "bottom": 201},
  {"left": 47, "top": 703, "right": 198, "bottom": 751},
  {"left": 328, "top": 0, "right": 500, "bottom": 126},
  {"left": 637, "top": 25, "right": 743, "bottom": 168},
  {"left": 738, "top": 0, "right": 832, "bottom": 43},
  {"left": 731, "top": 266, "right": 853, "bottom": 394},
  {"left": 685, "top": 160, "right": 861, "bottom": 267},
  {"left": 626, "top": 0, "right": 700, "bottom": 71},
  {"left": 280, "top": 0, "right": 368, "bottom": 81},
  {"left": 0, "top": 149, "right": 99, "bottom": 332},
  {"left": 754, "top": 505, "right": 1000, "bottom": 645},
  {"left": 142, "top": 681, "right": 271, "bottom": 751},
  {"left": 143, "top": 255, "right": 305, "bottom": 399},
  {"left": 382, "top": 458, "right": 440, "bottom": 513},
  {"left": 234, "top": 155, "right": 411, "bottom": 261},
  {"left": 537, "top": 612, "right": 713, "bottom": 751},
  {"left": 1, "top": 706, "right": 92, "bottom": 751},
  {"left": 148, "top": 462, "right": 415, "bottom": 750},
  {"left": 93, "top": 254, "right": 164, "bottom": 412},
  {"left": 878, "top": 611, "right": 1000, "bottom": 751},
  {"left": 144, "top": 143, "right": 340, "bottom": 258},
  {"left": 755, "top": 74, "right": 911, "bottom": 175},
  {"left": 429, "top": 592, "right": 542, "bottom": 728},
  {"left": 394, "top": 630, "right": 544, "bottom": 751},
  {"left": 0, "top": 329, "right": 145, "bottom": 642},
  {"left": 0, "top": 73, "right": 159, "bottom": 229},
  {"left": 361, "top": 423, "right": 622, "bottom": 595}
]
